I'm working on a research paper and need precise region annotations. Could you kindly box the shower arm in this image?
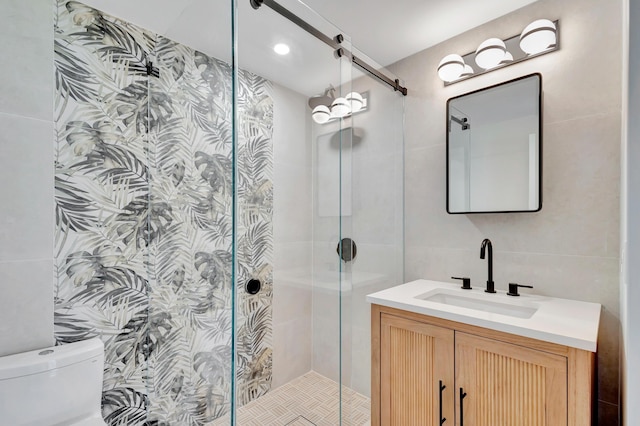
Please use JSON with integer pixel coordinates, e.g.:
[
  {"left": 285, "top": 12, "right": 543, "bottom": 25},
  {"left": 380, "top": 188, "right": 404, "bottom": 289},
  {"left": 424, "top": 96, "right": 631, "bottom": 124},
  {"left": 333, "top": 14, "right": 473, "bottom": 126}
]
[
  {"left": 250, "top": 0, "right": 408, "bottom": 96},
  {"left": 450, "top": 115, "right": 470, "bottom": 130}
]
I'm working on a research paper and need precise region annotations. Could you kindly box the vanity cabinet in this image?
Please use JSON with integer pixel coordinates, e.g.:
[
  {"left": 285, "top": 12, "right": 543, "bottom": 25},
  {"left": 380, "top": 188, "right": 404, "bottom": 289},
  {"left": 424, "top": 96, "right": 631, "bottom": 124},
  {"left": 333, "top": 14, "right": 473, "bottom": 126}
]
[
  {"left": 379, "top": 314, "right": 455, "bottom": 425},
  {"left": 372, "top": 305, "right": 595, "bottom": 426}
]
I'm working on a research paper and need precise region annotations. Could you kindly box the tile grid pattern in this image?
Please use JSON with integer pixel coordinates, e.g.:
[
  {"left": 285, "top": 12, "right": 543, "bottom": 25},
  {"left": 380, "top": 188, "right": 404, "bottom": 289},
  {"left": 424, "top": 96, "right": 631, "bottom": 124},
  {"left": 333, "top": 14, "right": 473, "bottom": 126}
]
[{"left": 211, "top": 371, "right": 370, "bottom": 426}]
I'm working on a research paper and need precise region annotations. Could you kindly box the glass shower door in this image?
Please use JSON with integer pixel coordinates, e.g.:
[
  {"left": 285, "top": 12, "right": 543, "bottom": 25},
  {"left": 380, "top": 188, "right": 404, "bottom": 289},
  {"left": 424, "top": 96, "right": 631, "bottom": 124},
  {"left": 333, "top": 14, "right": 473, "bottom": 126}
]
[
  {"left": 53, "top": 2, "right": 237, "bottom": 424},
  {"left": 146, "top": 1, "right": 235, "bottom": 424},
  {"left": 233, "top": 0, "right": 353, "bottom": 423},
  {"left": 341, "top": 48, "right": 405, "bottom": 426}
]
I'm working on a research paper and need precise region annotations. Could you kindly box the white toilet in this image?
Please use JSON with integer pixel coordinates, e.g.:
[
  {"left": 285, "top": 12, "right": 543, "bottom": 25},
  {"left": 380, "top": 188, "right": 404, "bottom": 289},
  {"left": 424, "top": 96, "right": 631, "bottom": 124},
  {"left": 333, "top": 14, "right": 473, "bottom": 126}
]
[{"left": 0, "top": 338, "right": 108, "bottom": 426}]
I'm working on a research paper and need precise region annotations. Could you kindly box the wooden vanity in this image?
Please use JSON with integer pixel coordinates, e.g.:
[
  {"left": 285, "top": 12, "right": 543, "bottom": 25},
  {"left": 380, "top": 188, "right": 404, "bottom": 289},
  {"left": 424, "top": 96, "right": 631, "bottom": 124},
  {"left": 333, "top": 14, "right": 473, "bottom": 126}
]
[{"left": 368, "top": 280, "right": 600, "bottom": 426}]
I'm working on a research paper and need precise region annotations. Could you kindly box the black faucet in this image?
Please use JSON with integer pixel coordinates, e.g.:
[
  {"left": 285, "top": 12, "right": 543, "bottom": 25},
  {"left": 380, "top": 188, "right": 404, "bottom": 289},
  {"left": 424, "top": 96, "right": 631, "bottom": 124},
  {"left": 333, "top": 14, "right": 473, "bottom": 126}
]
[{"left": 480, "top": 238, "right": 496, "bottom": 293}]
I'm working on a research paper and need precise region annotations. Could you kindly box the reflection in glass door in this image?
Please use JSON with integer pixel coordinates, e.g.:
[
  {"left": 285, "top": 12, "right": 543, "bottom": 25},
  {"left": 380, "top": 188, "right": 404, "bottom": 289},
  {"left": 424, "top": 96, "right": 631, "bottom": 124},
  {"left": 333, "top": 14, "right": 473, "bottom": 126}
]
[
  {"left": 232, "top": 1, "right": 406, "bottom": 425},
  {"left": 232, "top": 0, "right": 354, "bottom": 423}
]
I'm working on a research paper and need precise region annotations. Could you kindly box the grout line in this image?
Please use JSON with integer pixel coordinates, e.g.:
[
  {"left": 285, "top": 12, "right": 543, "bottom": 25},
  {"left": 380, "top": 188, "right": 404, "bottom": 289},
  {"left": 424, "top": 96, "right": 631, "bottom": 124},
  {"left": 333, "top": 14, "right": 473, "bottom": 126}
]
[
  {"left": 0, "top": 111, "right": 53, "bottom": 125},
  {"left": 544, "top": 110, "right": 622, "bottom": 127},
  {"left": 405, "top": 246, "right": 620, "bottom": 261}
]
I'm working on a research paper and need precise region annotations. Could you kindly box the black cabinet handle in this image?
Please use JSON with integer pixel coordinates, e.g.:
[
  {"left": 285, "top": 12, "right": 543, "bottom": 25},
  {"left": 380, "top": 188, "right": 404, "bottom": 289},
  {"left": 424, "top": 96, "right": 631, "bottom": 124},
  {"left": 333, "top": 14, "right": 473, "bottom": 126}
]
[
  {"left": 459, "top": 388, "right": 467, "bottom": 426},
  {"left": 439, "top": 380, "right": 447, "bottom": 424}
]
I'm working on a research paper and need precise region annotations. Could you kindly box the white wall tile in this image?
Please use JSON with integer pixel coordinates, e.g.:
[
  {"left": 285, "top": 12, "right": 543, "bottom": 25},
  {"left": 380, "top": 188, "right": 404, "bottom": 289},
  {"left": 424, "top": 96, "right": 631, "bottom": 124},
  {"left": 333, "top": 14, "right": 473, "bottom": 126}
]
[
  {"left": 272, "top": 319, "right": 312, "bottom": 389},
  {"left": 273, "top": 268, "right": 312, "bottom": 326},
  {"left": 0, "top": 113, "right": 53, "bottom": 262},
  {"left": 273, "top": 163, "right": 312, "bottom": 243},
  {"left": 272, "top": 84, "right": 311, "bottom": 168},
  {"left": 0, "top": 259, "right": 54, "bottom": 356},
  {"left": 271, "top": 83, "right": 314, "bottom": 386},
  {"left": 0, "top": 0, "right": 53, "bottom": 121},
  {"left": 0, "top": 0, "right": 53, "bottom": 40}
]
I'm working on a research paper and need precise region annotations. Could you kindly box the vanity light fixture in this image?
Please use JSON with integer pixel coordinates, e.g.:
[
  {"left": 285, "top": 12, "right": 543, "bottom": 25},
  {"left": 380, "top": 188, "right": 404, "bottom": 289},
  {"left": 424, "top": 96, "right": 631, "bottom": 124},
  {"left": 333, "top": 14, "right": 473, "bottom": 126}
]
[
  {"left": 330, "top": 97, "right": 350, "bottom": 117},
  {"left": 309, "top": 88, "right": 369, "bottom": 124},
  {"left": 475, "top": 38, "right": 507, "bottom": 69},
  {"left": 311, "top": 105, "right": 331, "bottom": 124},
  {"left": 346, "top": 91, "right": 364, "bottom": 113},
  {"left": 437, "top": 54, "right": 466, "bottom": 82},
  {"left": 437, "top": 19, "right": 559, "bottom": 85},
  {"left": 501, "top": 51, "right": 514, "bottom": 64},
  {"left": 460, "top": 64, "right": 475, "bottom": 78},
  {"left": 520, "top": 19, "right": 557, "bottom": 55}
]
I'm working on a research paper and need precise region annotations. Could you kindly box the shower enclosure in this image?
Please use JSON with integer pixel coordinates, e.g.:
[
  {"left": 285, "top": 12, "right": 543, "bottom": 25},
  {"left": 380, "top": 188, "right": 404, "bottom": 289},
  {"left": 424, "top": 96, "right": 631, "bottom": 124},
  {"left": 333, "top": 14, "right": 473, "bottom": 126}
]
[{"left": 52, "top": 0, "right": 404, "bottom": 424}]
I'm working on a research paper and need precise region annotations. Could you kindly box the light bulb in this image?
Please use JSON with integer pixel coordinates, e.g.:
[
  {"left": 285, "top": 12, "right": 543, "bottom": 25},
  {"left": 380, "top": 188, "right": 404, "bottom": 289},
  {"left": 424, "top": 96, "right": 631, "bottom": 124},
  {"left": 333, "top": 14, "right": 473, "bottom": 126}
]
[
  {"left": 331, "top": 97, "right": 351, "bottom": 118},
  {"left": 437, "top": 54, "right": 465, "bottom": 82},
  {"left": 475, "top": 38, "right": 507, "bottom": 69},
  {"left": 312, "top": 105, "right": 331, "bottom": 124},
  {"left": 273, "top": 43, "right": 290, "bottom": 55},
  {"left": 345, "top": 92, "right": 364, "bottom": 113},
  {"left": 460, "top": 64, "right": 474, "bottom": 78},
  {"left": 520, "top": 19, "right": 557, "bottom": 55},
  {"left": 501, "top": 51, "right": 514, "bottom": 64}
]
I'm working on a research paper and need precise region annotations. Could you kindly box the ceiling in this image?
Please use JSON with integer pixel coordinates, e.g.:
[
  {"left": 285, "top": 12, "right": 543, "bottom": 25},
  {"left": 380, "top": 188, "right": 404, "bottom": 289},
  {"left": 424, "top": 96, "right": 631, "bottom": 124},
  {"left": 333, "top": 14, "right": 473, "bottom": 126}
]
[{"left": 81, "top": 0, "right": 538, "bottom": 96}]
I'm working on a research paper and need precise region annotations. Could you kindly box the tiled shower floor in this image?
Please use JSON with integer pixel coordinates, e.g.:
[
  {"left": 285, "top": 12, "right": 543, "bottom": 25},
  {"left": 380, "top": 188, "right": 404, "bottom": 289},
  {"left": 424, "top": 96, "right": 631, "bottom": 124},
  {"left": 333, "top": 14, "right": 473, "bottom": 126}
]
[{"left": 210, "top": 371, "right": 371, "bottom": 426}]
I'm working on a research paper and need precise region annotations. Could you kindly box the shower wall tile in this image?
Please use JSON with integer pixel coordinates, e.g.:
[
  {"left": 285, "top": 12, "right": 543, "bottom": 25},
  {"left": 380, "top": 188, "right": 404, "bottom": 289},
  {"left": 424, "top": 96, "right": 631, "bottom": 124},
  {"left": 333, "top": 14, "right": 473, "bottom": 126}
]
[
  {"left": 272, "top": 84, "right": 311, "bottom": 169},
  {"left": 273, "top": 242, "right": 312, "bottom": 274},
  {"left": 0, "top": 113, "right": 53, "bottom": 262},
  {"left": 272, "top": 318, "right": 312, "bottom": 389},
  {"left": 53, "top": 2, "right": 273, "bottom": 424},
  {"left": 273, "top": 163, "right": 312, "bottom": 243},
  {"left": 0, "top": 259, "right": 54, "bottom": 357},
  {"left": 272, "top": 240, "right": 312, "bottom": 379},
  {"left": 272, "top": 279, "right": 311, "bottom": 328},
  {"left": 235, "top": 65, "right": 274, "bottom": 407},
  {"left": 271, "top": 82, "right": 314, "bottom": 390},
  {"left": 351, "top": 153, "right": 399, "bottom": 246},
  {"left": 0, "top": 0, "right": 53, "bottom": 121}
]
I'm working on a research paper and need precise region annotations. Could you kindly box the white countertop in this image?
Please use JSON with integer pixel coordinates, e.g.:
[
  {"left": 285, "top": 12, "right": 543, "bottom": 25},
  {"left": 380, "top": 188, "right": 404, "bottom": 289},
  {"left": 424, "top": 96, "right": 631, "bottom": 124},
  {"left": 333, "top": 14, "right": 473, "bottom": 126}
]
[{"left": 366, "top": 279, "right": 601, "bottom": 352}]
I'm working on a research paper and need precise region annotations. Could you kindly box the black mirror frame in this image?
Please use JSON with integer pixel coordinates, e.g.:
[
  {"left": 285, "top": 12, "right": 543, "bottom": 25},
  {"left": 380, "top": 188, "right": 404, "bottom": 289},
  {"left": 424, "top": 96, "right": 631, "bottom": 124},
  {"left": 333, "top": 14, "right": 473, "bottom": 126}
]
[{"left": 446, "top": 73, "right": 543, "bottom": 214}]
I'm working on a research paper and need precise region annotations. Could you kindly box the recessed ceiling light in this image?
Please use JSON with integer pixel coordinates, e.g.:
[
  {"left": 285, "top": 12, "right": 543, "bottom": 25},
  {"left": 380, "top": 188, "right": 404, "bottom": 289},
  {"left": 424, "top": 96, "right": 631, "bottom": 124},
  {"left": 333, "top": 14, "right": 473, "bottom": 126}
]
[{"left": 273, "top": 43, "right": 290, "bottom": 55}]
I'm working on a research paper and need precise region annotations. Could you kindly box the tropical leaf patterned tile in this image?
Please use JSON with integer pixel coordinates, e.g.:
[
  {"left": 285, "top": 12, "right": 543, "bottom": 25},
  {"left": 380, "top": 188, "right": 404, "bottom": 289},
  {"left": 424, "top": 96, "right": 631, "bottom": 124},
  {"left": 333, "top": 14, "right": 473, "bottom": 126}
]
[{"left": 54, "top": 2, "right": 273, "bottom": 424}]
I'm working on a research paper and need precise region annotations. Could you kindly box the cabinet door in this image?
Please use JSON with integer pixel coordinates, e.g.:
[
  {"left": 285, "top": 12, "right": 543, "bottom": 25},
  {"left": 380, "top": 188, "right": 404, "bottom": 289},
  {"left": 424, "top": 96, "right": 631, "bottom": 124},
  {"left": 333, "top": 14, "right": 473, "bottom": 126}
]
[
  {"left": 455, "top": 332, "right": 567, "bottom": 426},
  {"left": 380, "top": 313, "right": 455, "bottom": 425}
]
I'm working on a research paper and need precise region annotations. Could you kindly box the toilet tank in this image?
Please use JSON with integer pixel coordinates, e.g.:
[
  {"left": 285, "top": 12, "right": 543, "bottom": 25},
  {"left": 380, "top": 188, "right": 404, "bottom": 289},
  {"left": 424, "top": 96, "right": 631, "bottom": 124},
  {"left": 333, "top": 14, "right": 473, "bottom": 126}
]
[{"left": 0, "top": 338, "right": 105, "bottom": 426}]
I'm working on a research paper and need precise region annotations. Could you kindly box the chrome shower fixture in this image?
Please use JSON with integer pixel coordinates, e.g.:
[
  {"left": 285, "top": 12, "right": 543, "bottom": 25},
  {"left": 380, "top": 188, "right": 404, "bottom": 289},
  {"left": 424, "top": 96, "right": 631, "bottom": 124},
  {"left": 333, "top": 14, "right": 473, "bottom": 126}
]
[{"left": 309, "top": 86, "right": 368, "bottom": 124}]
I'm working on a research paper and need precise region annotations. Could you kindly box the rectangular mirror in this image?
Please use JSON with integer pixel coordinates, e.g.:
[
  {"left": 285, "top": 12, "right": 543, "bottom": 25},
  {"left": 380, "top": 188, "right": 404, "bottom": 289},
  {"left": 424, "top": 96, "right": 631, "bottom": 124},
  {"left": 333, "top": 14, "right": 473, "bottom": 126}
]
[{"left": 447, "top": 73, "right": 542, "bottom": 214}]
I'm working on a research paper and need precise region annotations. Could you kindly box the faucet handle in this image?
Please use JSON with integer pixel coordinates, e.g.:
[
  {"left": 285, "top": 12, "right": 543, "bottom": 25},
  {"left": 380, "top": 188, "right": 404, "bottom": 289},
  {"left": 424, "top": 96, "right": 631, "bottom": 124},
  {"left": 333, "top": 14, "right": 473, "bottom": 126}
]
[
  {"left": 452, "top": 276, "right": 472, "bottom": 290},
  {"left": 507, "top": 283, "right": 533, "bottom": 297}
]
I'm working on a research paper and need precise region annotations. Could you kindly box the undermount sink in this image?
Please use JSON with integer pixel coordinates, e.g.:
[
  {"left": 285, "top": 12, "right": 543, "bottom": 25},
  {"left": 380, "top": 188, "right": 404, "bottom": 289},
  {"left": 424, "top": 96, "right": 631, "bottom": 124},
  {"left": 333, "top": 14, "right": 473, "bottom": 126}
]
[
  {"left": 366, "top": 279, "right": 602, "bottom": 351},
  {"left": 415, "top": 290, "right": 538, "bottom": 319}
]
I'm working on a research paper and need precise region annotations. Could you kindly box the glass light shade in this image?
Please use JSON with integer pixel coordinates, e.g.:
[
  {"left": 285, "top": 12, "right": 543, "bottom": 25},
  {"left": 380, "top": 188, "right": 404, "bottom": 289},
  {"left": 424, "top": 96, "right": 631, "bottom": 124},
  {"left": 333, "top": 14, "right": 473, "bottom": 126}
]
[
  {"left": 475, "top": 38, "right": 507, "bottom": 69},
  {"left": 501, "top": 51, "right": 514, "bottom": 64},
  {"left": 520, "top": 19, "right": 557, "bottom": 55},
  {"left": 345, "top": 92, "right": 364, "bottom": 113},
  {"left": 437, "top": 54, "right": 465, "bottom": 82},
  {"left": 312, "top": 105, "right": 331, "bottom": 124},
  {"left": 460, "top": 64, "right": 474, "bottom": 78},
  {"left": 331, "top": 97, "right": 351, "bottom": 118}
]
